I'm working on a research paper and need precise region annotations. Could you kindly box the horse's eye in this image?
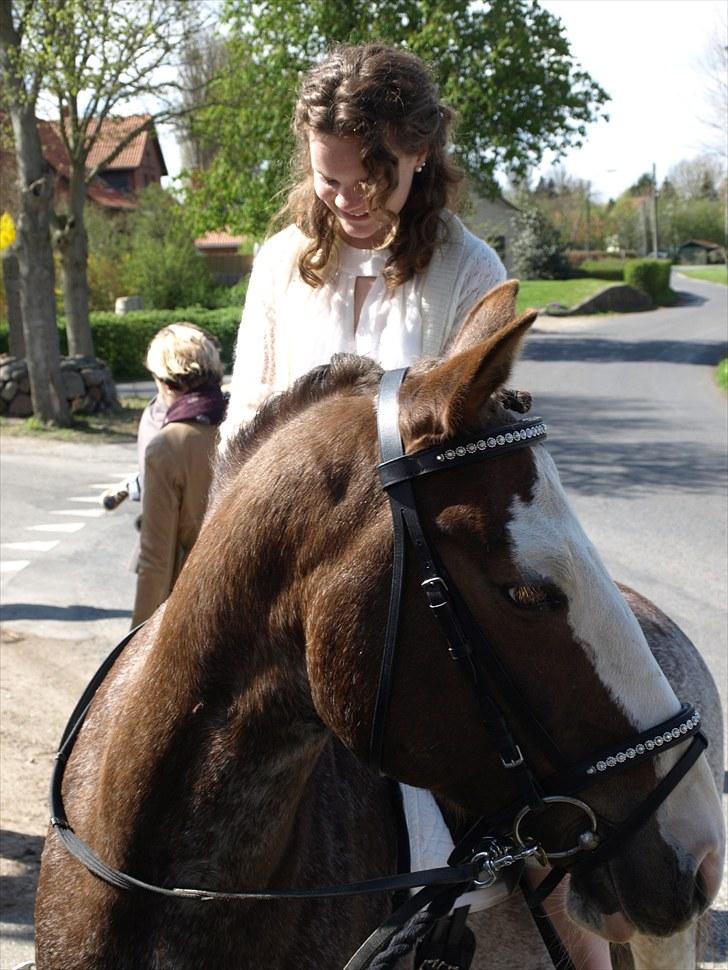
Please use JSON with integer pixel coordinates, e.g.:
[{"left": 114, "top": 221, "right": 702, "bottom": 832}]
[{"left": 504, "top": 584, "right": 564, "bottom": 610}]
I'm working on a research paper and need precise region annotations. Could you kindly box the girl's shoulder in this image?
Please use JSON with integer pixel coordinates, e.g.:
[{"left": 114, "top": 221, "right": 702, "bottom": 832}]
[
  {"left": 255, "top": 224, "right": 308, "bottom": 265},
  {"left": 434, "top": 211, "right": 503, "bottom": 275}
]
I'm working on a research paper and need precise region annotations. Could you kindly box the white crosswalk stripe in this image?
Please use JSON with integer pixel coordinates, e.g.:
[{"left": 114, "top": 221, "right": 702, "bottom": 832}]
[
  {"left": 2, "top": 540, "right": 59, "bottom": 552},
  {"left": 28, "top": 523, "right": 85, "bottom": 533},
  {"left": 50, "top": 508, "right": 105, "bottom": 518},
  {"left": 0, "top": 560, "right": 30, "bottom": 574}
]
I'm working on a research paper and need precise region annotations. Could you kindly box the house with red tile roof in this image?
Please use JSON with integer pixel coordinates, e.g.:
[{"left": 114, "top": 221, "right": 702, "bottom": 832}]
[
  {"left": 194, "top": 230, "right": 253, "bottom": 284},
  {"left": 1, "top": 112, "right": 167, "bottom": 213}
]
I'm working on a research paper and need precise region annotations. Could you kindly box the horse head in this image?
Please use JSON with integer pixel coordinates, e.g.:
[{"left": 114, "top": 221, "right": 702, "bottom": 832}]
[{"left": 260, "top": 281, "right": 724, "bottom": 943}]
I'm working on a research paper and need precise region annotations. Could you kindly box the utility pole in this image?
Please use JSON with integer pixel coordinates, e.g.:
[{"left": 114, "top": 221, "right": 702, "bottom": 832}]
[
  {"left": 585, "top": 180, "right": 591, "bottom": 254},
  {"left": 650, "top": 162, "right": 659, "bottom": 255}
]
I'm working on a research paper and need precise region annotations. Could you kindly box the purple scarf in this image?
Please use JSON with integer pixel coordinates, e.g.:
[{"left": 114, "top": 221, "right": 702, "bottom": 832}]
[{"left": 163, "top": 384, "right": 227, "bottom": 428}]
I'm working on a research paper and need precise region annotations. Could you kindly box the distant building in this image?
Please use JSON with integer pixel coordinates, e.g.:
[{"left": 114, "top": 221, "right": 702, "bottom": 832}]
[
  {"left": 462, "top": 193, "right": 520, "bottom": 272},
  {"left": 677, "top": 239, "right": 725, "bottom": 265},
  {"left": 194, "top": 230, "right": 253, "bottom": 285},
  {"left": 0, "top": 112, "right": 167, "bottom": 213}
]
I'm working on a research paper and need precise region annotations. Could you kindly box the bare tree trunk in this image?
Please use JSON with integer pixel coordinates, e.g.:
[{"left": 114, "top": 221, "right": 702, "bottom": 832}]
[
  {"left": 2, "top": 249, "right": 25, "bottom": 358},
  {"left": 9, "top": 108, "right": 71, "bottom": 425},
  {"left": 56, "top": 170, "right": 94, "bottom": 357},
  {"left": 1, "top": 0, "right": 70, "bottom": 426}
]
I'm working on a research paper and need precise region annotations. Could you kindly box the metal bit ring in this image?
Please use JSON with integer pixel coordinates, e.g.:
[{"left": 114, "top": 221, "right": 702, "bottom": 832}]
[{"left": 513, "top": 796, "right": 599, "bottom": 860}]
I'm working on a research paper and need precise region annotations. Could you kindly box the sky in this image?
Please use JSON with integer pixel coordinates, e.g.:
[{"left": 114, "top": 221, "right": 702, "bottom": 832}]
[
  {"left": 531, "top": 0, "right": 725, "bottom": 200},
  {"left": 157, "top": 0, "right": 726, "bottom": 203}
]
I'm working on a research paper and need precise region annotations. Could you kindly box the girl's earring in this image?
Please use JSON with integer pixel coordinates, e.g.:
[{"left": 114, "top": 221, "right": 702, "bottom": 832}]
[{"left": 415, "top": 160, "right": 426, "bottom": 173}]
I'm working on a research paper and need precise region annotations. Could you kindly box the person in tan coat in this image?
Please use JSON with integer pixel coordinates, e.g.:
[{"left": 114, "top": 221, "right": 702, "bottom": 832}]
[{"left": 132, "top": 323, "right": 227, "bottom": 626}]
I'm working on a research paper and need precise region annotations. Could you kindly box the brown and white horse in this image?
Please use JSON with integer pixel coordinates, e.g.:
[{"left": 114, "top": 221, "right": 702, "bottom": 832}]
[{"left": 34, "top": 283, "right": 724, "bottom": 969}]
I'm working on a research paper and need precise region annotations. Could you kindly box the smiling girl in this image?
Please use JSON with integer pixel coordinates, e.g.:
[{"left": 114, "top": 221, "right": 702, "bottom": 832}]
[{"left": 218, "top": 42, "right": 506, "bottom": 448}]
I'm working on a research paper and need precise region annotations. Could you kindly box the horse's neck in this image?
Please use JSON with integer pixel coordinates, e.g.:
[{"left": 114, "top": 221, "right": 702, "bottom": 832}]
[{"left": 97, "top": 523, "right": 328, "bottom": 887}]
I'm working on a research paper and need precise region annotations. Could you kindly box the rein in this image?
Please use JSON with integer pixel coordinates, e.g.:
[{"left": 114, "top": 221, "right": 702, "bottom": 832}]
[{"left": 48, "top": 368, "right": 708, "bottom": 970}]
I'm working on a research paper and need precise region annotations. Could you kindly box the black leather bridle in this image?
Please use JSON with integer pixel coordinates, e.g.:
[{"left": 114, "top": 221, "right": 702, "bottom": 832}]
[{"left": 48, "top": 368, "right": 708, "bottom": 970}]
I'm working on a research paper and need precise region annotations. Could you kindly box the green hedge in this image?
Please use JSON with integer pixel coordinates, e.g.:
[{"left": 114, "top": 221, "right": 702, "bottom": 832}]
[
  {"left": 0, "top": 306, "right": 243, "bottom": 380},
  {"left": 624, "top": 259, "right": 676, "bottom": 305},
  {"left": 578, "top": 259, "right": 625, "bottom": 282}
]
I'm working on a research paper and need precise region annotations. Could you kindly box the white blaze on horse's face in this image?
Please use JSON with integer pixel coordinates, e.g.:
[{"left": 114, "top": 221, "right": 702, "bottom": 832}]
[{"left": 506, "top": 447, "right": 721, "bottom": 865}]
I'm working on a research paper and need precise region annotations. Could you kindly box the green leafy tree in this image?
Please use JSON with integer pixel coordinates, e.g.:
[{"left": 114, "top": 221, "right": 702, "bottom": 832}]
[
  {"left": 123, "top": 186, "right": 217, "bottom": 310},
  {"left": 511, "top": 206, "right": 571, "bottom": 280},
  {"left": 185, "top": 0, "right": 609, "bottom": 237},
  {"left": 4, "top": 0, "right": 215, "bottom": 358},
  {"left": 0, "top": 0, "right": 70, "bottom": 424}
]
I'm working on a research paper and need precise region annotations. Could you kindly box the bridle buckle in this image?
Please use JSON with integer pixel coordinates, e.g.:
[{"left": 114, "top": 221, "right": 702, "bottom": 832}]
[
  {"left": 421, "top": 576, "right": 449, "bottom": 609},
  {"left": 500, "top": 745, "right": 524, "bottom": 769}
]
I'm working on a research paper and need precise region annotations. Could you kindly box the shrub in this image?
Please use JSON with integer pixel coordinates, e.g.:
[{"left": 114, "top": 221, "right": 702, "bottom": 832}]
[
  {"left": 0, "top": 304, "right": 244, "bottom": 381},
  {"left": 624, "top": 259, "right": 676, "bottom": 305},
  {"left": 511, "top": 207, "right": 571, "bottom": 280},
  {"left": 579, "top": 259, "right": 625, "bottom": 281},
  {"left": 123, "top": 186, "right": 219, "bottom": 310},
  {"left": 87, "top": 307, "right": 243, "bottom": 379}
]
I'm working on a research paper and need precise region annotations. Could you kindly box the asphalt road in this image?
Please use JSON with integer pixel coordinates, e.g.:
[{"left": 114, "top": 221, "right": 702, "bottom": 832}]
[
  {"left": 511, "top": 273, "right": 728, "bottom": 697},
  {"left": 0, "top": 437, "right": 140, "bottom": 645}
]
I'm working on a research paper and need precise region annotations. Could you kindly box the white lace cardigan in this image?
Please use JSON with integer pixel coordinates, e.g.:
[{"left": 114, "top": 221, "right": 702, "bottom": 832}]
[{"left": 218, "top": 211, "right": 506, "bottom": 449}]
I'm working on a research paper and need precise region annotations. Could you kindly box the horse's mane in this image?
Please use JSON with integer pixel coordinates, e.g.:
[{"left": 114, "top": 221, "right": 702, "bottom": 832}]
[{"left": 212, "top": 354, "right": 383, "bottom": 496}]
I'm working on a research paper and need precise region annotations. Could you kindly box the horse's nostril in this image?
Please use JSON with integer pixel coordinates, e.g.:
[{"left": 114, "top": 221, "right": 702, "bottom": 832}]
[
  {"left": 694, "top": 871, "right": 709, "bottom": 912},
  {"left": 695, "top": 850, "right": 723, "bottom": 911}
]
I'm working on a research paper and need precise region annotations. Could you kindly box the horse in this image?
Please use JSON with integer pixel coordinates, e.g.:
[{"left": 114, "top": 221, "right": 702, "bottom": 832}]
[{"left": 34, "top": 281, "right": 724, "bottom": 970}]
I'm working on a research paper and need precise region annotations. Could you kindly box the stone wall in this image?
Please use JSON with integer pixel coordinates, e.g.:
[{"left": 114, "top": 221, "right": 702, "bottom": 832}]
[
  {"left": 0, "top": 354, "right": 118, "bottom": 417},
  {"left": 543, "top": 284, "right": 654, "bottom": 317}
]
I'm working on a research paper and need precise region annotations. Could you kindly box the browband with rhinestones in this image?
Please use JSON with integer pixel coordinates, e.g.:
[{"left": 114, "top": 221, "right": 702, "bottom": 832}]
[{"left": 378, "top": 417, "right": 546, "bottom": 491}]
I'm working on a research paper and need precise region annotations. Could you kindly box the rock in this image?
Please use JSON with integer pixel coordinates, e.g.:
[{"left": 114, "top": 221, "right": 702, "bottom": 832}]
[
  {"left": 101, "top": 377, "right": 119, "bottom": 406},
  {"left": 1, "top": 380, "right": 18, "bottom": 402},
  {"left": 8, "top": 393, "right": 32, "bottom": 417},
  {"left": 1, "top": 354, "right": 118, "bottom": 418},
  {"left": 115, "top": 295, "right": 144, "bottom": 314},
  {"left": 61, "top": 370, "right": 85, "bottom": 398},
  {"left": 80, "top": 368, "right": 105, "bottom": 387},
  {"left": 6, "top": 362, "right": 27, "bottom": 381},
  {"left": 568, "top": 285, "right": 654, "bottom": 316}
]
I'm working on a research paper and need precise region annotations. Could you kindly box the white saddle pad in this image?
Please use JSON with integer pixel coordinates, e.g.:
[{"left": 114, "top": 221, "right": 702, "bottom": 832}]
[{"left": 399, "top": 783, "right": 515, "bottom": 915}]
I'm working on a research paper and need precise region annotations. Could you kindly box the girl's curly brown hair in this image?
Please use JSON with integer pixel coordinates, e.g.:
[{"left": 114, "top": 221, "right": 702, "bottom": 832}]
[{"left": 273, "top": 43, "right": 463, "bottom": 290}]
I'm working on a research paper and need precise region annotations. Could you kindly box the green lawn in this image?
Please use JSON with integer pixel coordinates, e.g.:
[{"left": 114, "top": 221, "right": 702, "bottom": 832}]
[
  {"left": 677, "top": 265, "right": 728, "bottom": 285},
  {"left": 716, "top": 358, "right": 728, "bottom": 393},
  {"left": 516, "top": 278, "right": 611, "bottom": 314},
  {"left": 0, "top": 395, "right": 146, "bottom": 442}
]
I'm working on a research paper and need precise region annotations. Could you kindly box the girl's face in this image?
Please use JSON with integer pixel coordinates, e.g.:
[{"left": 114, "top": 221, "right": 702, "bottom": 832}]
[{"left": 309, "top": 132, "right": 426, "bottom": 249}]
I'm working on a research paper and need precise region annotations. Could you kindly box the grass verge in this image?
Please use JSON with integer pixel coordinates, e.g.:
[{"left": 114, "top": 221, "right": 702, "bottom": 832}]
[
  {"left": 678, "top": 266, "right": 728, "bottom": 285},
  {"left": 516, "top": 278, "right": 613, "bottom": 313},
  {"left": 716, "top": 358, "right": 728, "bottom": 393},
  {"left": 0, "top": 396, "right": 148, "bottom": 442}
]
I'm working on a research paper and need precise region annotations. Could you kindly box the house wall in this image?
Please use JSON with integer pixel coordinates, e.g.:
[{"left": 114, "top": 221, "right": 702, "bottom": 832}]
[
  {"left": 198, "top": 249, "right": 254, "bottom": 285},
  {"left": 678, "top": 245, "right": 708, "bottom": 265},
  {"left": 130, "top": 141, "right": 165, "bottom": 192},
  {"left": 463, "top": 196, "right": 520, "bottom": 272}
]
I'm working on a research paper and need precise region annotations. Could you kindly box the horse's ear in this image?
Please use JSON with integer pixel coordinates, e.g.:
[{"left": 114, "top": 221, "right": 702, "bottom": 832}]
[
  {"left": 443, "top": 279, "right": 522, "bottom": 357},
  {"left": 402, "top": 308, "right": 538, "bottom": 443}
]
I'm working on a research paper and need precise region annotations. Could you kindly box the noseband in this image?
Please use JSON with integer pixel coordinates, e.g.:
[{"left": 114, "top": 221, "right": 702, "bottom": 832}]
[{"left": 48, "top": 368, "right": 708, "bottom": 970}]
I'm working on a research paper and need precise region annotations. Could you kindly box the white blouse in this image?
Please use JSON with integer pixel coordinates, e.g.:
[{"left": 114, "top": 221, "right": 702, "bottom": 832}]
[
  {"left": 283, "top": 240, "right": 425, "bottom": 376},
  {"left": 219, "top": 216, "right": 506, "bottom": 447}
]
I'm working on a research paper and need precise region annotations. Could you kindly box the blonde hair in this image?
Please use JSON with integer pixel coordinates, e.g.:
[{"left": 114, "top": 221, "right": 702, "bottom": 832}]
[{"left": 146, "top": 322, "right": 224, "bottom": 391}]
